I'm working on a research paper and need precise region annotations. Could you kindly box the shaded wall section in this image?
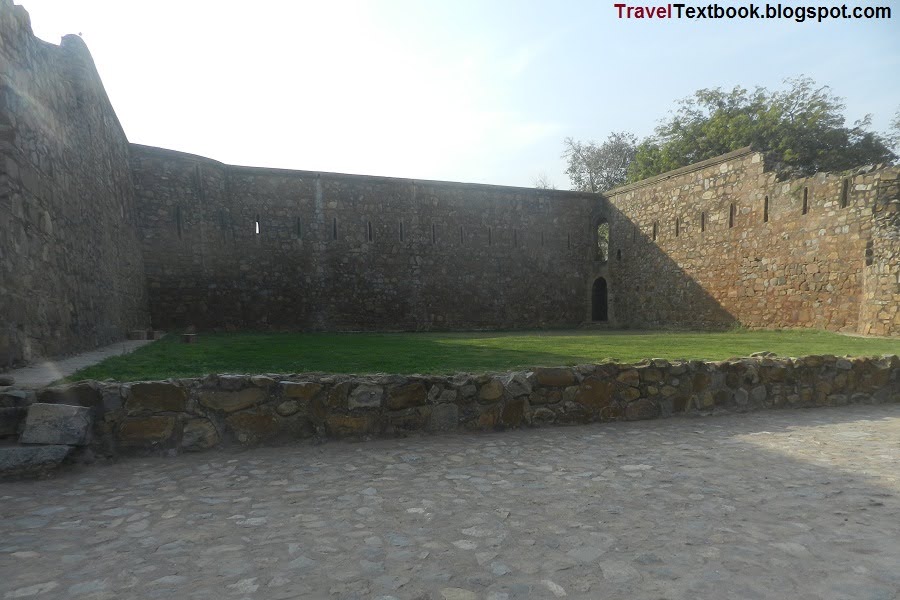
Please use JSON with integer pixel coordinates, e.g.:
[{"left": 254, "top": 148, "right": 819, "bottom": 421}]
[
  {"left": 0, "top": 2, "right": 149, "bottom": 365},
  {"left": 131, "top": 145, "right": 604, "bottom": 331},
  {"left": 606, "top": 148, "right": 899, "bottom": 335}
]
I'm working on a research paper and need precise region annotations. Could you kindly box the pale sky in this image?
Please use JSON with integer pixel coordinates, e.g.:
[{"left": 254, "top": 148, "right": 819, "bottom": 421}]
[{"left": 19, "top": 0, "right": 900, "bottom": 188}]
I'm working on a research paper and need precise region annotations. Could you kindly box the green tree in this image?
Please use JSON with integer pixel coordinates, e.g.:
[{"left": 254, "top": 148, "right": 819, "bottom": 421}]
[
  {"left": 563, "top": 131, "right": 637, "bottom": 193},
  {"left": 627, "top": 77, "right": 896, "bottom": 182}
]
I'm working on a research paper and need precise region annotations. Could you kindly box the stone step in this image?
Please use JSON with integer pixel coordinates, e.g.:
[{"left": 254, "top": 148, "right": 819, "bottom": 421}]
[
  {"left": 20, "top": 403, "right": 92, "bottom": 446},
  {"left": 0, "top": 444, "right": 72, "bottom": 480}
]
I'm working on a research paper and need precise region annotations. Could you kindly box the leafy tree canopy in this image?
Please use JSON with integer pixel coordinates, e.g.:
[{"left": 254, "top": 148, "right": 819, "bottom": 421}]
[
  {"left": 624, "top": 76, "right": 896, "bottom": 184},
  {"left": 563, "top": 132, "right": 637, "bottom": 193}
]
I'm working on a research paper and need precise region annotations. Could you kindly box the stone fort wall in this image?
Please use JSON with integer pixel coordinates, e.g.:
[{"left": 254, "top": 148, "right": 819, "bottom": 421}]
[
  {"left": 130, "top": 144, "right": 605, "bottom": 331},
  {"left": 605, "top": 148, "right": 900, "bottom": 336},
  {"left": 0, "top": 1, "right": 149, "bottom": 366}
]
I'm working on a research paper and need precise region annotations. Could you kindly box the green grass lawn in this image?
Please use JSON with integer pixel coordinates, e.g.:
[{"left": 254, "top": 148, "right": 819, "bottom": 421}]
[{"left": 63, "top": 329, "right": 900, "bottom": 382}]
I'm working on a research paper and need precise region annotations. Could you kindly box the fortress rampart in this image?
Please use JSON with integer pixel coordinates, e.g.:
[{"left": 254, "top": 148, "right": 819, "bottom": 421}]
[
  {"left": 605, "top": 149, "right": 899, "bottom": 336},
  {"left": 0, "top": 1, "right": 149, "bottom": 365},
  {"left": 130, "top": 145, "right": 603, "bottom": 331},
  {"left": 0, "top": 1, "right": 897, "bottom": 368}
]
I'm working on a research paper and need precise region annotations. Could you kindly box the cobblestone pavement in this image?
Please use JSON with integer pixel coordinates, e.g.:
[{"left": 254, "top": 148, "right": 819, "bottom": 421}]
[
  {"left": 4, "top": 340, "right": 154, "bottom": 389},
  {"left": 2, "top": 405, "right": 899, "bottom": 600}
]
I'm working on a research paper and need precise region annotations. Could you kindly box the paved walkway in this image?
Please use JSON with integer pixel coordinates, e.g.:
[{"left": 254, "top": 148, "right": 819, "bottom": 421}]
[
  {"left": 3, "top": 340, "right": 154, "bottom": 389},
  {"left": 1, "top": 405, "right": 899, "bottom": 600}
]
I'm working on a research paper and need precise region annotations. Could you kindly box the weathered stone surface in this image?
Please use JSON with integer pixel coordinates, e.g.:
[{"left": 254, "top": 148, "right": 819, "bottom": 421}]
[
  {"left": 275, "top": 400, "right": 301, "bottom": 417},
  {"left": 20, "top": 403, "right": 92, "bottom": 445},
  {"left": 326, "top": 382, "right": 351, "bottom": 410},
  {"left": 0, "top": 375, "right": 14, "bottom": 386},
  {"left": 575, "top": 377, "right": 615, "bottom": 409},
  {"left": 616, "top": 370, "right": 640, "bottom": 386},
  {"left": 533, "top": 368, "right": 575, "bottom": 388},
  {"left": 37, "top": 383, "right": 102, "bottom": 408},
  {"left": 626, "top": 399, "right": 659, "bottom": 421},
  {"left": 126, "top": 382, "right": 187, "bottom": 413},
  {"left": 502, "top": 372, "right": 532, "bottom": 398},
  {"left": 0, "top": 407, "right": 27, "bottom": 437},
  {"left": 281, "top": 381, "right": 322, "bottom": 401},
  {"left": 325, "top": 414, "right": 377, "bottom": 437},
  {"left": 428, "top": 403, "right": 459, "bottom": 432},
  {"left": 529, "top": 389, "right": 562, "bottom": 405},
  {"left": 0, "top": 445, "right": 71, "bottom": 480},
  {"left": 118, "top": 417, "right": 177, "bottom": 446},
  {"left": 250, "top": 375, "right": 276, "bottom": 387},
  {"left": 181, "top": 419, "right": 219, "bottom": 451},
  {"left": 384, "top": 407, "right": 431, "bottom": 432},
  {"left": 349, "top": 384, "right": 383, "bottom": 409},
  {"left": 501, "top": 398, "right": 527, "bottom": 427},
  {"left": 478, "top": 379, "right": 504, "bottom": 404},
  {"left": 226, "top": 412, "right": 280, "bottom": 443},
  {"left": 199, "top": 388, "right": 267, "bottom": 412},
  {"left": 1, "top": 389, "right": 31, "bottom": 408},
  {"left": 386, "top": 382, "right": 427, "bottom": 410}
]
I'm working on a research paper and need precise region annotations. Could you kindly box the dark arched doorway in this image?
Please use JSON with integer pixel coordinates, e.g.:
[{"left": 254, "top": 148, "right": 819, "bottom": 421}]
[{"left": 592, "top": 277, "right": 608, "bottom": 322}]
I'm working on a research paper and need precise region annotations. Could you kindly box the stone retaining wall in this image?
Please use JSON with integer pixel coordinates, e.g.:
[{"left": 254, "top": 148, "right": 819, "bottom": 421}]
[{"left": 12, "top": 355, "right": 899, "bottom": 456}]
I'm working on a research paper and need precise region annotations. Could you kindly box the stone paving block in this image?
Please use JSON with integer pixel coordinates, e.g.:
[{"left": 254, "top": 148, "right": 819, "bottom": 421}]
[
  {"left": 0, "top": 445, "right": 71, "bottom": 480},
  {"left": 20, "top": 403, "right": 92, "bottom": 445}
]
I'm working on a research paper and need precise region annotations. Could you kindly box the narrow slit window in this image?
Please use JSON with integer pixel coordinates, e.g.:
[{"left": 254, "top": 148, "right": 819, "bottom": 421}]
[
  {"left": 865, "top": 240, "right": 874, "bottom": 266},
  {"left": 700, "top": 211, "right": 706, "bottom": 233},
  {"left": 399, "top": 220, "right": 404, "bottom": 242},
  {"left": 840, "top": 178, "right": 849, "bottom": 208},
  {"left": 432, "top": 223, "right": 436, "bottom": 245},
  {"left": 332, "top": 217, "right": 338, "bottom": 240},
  {"left": 675, "top": 217, "right": 680, "bottom": 237},
  {"left": 514, "top": 229, "right": 518, "bottom": 248},
  {"left": 652, "top": 221, "right": 658, "bottom": 241},
  {"left": 459, "top": 225, "right": 464, "bottom": 244},
  {"left": 763, "top": 196, "right": 769, "bottom": 223},
  {"left": 488, "top": 227, "right": 492, "bottom": 246},
  {"left": 175, "top": 205, "right": 183, "bottom": 239},
  {"left": 541, "top": 231, "right": 544, "bottom": 246},
  {"left": 567, "top": 233, "right": 570, "bottom": 249},
  {"left": 728, "top": 204, "right": 735, "bottom": 228},
  {"left": 616, "top": 249, "right": 622, "bottom": 260},
  {"left": 296, "top": 217, "right": 301, "bottom": 239},
  {"left": 367, "top": 220, "right": 373, "bottom": 242},
  {"left": 802, "top": 187, "right": 809, "bottom": 215},
  {"left": 255, "top": 214, "right": 260, "bottom": 235}
]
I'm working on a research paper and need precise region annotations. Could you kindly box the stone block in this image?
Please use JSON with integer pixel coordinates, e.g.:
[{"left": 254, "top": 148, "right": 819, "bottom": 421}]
[
  {"left": 616, "top": 369, "right": 640, "bottom": 386},
  {"left": 501, "top": 398, "right": 527, "bottom": 427},
  {"left": 126, "top": 382, "right": 187, "bottom": 413},
  {"left": 386, "top": 382, "right": 426, "bottom": 410},
  {"left": 384, "top": 406, "right": 431, "bottom": 432},
  {"left": 625, "top": 398, "right": 659, "bottom": 421},
  {"left": 20, "top": 403, "right": 92, "bottom": 445},
  {"left": 275, "top": 400, "right": 301, "bottom": 416},
  {"left": 281, "top": 381, "right": 322, "bottom": 401},
  {"left": 118, "top": 416, "right": 177, "bottom": 446},
  {"left": 0, "top": 406, "right": 27, "bottom": 437},
  {"left": 0, "top": 445, "right": 71, "bottom": 480},
  {"left": 428, "top": 403, "right": 458, "bottom": 432},
  {"left": 532, "top": 367, "right": 575, "bottom": 388},
  {"left": 226, "top": 411, "right": 279, "bottom": 443},
  {"left": 1, "top": 388, "right": 31, "bottom": 408},
  {"left": 199, "top": 388, "right": 266, "bottom": 412},
  {"left": 502, "top": 372, "right": 532, "bottom": 398},
  {"left": 349, "top": 384, "right": 384, "bottom": 409},
  {"left": 181, "top": 419, "right": 219, "bottom": 451},
  {"left": 478, "top": 379, "right": 504, "bottom": 403},
  {"left": 37, "top": 382, "right": 101, "bottom": 408},
  {"left": 575, "top": 377, "right": 615, "bottom": 410},
  {"left": 325, "top": 414, "right": 377, "bottom": 437}
]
